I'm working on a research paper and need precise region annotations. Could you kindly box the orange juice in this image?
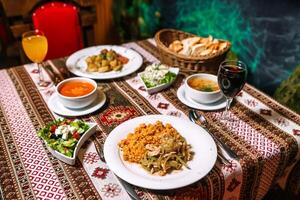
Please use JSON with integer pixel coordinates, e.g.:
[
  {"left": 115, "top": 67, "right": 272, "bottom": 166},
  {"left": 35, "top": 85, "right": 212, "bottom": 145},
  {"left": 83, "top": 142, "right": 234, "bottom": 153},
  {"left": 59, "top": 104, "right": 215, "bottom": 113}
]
[{"left": 22, "top": 35, "right": 48, "bottom": 63}]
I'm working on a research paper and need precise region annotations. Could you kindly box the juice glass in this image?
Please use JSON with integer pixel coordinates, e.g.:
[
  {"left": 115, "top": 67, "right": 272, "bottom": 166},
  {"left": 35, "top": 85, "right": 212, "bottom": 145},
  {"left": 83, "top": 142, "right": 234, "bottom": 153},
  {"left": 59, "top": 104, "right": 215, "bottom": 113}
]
[{"left": 22, "top": 30, "right": 48, "bottom": 87}]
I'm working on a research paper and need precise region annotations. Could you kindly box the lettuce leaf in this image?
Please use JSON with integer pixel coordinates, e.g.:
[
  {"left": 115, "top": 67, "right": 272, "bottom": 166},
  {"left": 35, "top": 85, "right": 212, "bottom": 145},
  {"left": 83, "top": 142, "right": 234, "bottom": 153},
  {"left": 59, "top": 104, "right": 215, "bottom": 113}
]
[{"left": 142, "top": 71, "right": 176, "bottom": 88}]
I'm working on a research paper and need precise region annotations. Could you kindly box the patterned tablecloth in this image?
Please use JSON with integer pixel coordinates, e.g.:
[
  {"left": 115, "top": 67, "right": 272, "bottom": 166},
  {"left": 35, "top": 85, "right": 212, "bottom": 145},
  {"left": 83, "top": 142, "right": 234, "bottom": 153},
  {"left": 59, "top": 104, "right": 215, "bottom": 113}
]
[{"left": 1, "top": 39, "right": 300, "bottom": 200}]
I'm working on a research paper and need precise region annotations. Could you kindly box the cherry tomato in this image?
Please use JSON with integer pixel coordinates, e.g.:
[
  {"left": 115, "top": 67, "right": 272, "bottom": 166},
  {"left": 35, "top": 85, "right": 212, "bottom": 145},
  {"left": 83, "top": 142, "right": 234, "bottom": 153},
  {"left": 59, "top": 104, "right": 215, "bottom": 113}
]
[
  {"left": 50, "top": 125, "right": 57, "bottom": 133},
  {"left": 73, "top": 131, "right": 80, "bottom": 140}
]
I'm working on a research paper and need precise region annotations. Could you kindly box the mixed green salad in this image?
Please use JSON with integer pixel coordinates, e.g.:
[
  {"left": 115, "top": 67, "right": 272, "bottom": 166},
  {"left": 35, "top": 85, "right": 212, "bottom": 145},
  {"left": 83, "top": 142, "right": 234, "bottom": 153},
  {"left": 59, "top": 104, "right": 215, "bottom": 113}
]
[
  {"left": 140, "top": 64, "right": 176, "bottom": 88},
  {"left": 38, "top": 119, "right": 90, "bottom": 157}
]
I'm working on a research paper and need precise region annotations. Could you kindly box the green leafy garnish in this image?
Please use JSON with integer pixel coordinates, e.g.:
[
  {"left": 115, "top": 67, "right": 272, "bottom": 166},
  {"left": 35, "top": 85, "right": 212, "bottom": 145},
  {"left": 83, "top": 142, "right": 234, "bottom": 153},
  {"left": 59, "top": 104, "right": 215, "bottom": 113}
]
[
  {"left": 70, "top": 120, "right": 89, "bottom": 133},
  {"left": 160, "top": 72, "right": 176, "bottom": 85},
  {"left": 201, "top": 86, "right": 214, "bottom": 92}
]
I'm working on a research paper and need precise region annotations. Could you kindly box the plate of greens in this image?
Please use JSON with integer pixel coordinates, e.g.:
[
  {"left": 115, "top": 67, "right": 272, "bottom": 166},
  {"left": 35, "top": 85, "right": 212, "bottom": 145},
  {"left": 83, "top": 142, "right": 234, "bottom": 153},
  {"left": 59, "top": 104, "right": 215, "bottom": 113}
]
[
  {"left": 138, "top": 63, "right": 179, "bottom": 94},
  {"left": 38, "top": 119, "right": 97, "bottom": 165}
]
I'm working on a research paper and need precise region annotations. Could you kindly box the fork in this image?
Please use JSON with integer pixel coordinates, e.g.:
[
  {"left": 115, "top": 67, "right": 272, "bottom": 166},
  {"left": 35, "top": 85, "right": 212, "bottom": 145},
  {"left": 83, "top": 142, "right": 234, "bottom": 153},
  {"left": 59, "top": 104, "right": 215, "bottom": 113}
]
[{"left": 188, "top": 110, "right": 237, "bottom": 165}]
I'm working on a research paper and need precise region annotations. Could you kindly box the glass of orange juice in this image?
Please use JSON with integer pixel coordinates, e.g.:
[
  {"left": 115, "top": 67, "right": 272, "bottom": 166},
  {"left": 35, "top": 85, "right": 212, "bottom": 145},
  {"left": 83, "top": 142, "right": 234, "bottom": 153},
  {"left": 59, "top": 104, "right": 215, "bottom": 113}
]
[{"left": 22, "top": 30, "right": 48, "bottom": 87}]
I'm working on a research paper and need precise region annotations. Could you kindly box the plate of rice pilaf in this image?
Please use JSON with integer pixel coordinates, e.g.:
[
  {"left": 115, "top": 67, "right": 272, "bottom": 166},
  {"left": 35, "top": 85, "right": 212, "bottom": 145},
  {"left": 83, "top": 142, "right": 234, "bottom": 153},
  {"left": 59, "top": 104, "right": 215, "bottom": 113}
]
[{"left": 103, "top": 115, "right": 217, "bottom": 190}]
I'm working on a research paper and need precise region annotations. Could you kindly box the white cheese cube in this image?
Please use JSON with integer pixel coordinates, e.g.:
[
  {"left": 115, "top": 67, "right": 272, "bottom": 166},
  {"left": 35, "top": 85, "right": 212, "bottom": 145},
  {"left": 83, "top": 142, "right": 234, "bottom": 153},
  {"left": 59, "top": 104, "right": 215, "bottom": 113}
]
[
  {"left": 55, "top": 126, "right": 63, "bottom": 136},
  {"left": 68, "top": 125, "right": 77, "bottom": 134},
  {"left": 62, "top": 132, "right": 68, "bottom": 140}
]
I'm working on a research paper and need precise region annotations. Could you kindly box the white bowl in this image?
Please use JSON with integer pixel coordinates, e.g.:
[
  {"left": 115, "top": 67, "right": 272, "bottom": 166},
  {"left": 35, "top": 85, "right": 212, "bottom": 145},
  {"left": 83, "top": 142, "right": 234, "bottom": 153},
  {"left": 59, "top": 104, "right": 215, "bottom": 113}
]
[
  {"left": 46, "top": 122, "right": 97, "bottom": 165},
  {"left": 56, "top": 77, "right": 98, "bottom": 109},
  {"left": 185, "top": 73, "right": 222, "bottom": 104},
  {"left": 138, "top": 67, "right": 179, "bottom": 94}
]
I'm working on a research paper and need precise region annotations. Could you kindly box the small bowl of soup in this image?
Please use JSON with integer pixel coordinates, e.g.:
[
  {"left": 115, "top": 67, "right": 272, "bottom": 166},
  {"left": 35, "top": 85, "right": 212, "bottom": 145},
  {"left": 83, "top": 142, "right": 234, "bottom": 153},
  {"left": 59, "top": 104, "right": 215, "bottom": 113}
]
[
  {"left": 56, "top": 77, "right": 97, "bottom": 109},
  {"left": 185, "top": 73, "right": 222, "bottom": 104}
]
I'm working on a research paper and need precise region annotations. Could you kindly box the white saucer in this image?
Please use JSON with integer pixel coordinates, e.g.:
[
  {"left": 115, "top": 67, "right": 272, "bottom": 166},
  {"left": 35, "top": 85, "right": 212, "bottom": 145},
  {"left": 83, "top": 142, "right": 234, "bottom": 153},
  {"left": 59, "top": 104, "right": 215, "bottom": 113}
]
[
  {"left": 48, "top": 89, "right": 106, "bottom": 116},
  {"left": 177, "top": 85, "right": 226, "bottom": 111}
]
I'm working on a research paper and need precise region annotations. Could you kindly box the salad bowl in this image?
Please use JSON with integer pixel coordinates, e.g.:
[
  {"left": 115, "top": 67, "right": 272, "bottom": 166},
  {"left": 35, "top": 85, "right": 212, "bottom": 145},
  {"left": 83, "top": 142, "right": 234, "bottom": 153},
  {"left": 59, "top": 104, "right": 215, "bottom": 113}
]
[
  {"left": 138, "top": 64, "right": 179, "bottom": 94},
  {"left": 38, "top": 119, "right": 97, "bottom": 165}
]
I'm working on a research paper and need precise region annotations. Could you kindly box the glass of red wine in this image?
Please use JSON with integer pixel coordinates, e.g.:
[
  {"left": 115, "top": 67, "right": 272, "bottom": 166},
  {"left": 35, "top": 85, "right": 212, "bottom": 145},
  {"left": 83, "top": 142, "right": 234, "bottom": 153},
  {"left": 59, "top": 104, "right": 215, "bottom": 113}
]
[{"left": 217, "top": 60, "right": 247, "bottom": 121}]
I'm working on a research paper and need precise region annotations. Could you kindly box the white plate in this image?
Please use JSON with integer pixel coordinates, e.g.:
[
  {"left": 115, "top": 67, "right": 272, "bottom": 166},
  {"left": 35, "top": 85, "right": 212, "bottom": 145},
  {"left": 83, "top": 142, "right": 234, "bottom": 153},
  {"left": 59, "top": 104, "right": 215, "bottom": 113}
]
[
  {"left": 46, "top": 122, "right": 97, "bottom": 165},
  {"left": 66, "top": 45, "right": 143, "bottom": 79},
  {"left": 138, "top": 67, "right": 180, "bottom": 94},
  {"left": 48, "top": 89, "right": 106, "bottom": 116},
  {"left": 104, "top": 115, "right": 217, "bottom": 190},
  {"left": 177, "top": 85, "right": 226, "bottom": 111}
]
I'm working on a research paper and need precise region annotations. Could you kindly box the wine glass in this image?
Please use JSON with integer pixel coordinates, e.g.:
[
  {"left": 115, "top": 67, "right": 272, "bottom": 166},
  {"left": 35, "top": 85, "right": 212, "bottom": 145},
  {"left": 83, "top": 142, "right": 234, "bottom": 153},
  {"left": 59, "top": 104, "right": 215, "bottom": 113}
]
[
  {"left": 22, "top": 30, "right": 48, "bottom": 87},
  {"left": 217, "top": 60, "right": 247, "bottom": 121}
]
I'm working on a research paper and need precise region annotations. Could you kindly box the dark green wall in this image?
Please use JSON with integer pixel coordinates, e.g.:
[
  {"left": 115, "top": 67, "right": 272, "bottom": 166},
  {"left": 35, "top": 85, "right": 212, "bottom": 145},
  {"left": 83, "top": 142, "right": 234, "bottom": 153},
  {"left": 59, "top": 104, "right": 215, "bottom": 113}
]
[{"left": 114, "top": 0, "right": 300, "bottom": 95}]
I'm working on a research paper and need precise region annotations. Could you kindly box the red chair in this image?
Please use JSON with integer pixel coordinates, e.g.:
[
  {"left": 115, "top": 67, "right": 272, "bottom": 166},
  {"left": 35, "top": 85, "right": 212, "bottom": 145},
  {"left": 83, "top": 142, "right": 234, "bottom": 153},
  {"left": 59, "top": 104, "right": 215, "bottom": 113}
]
[{"left": 32, "top": 1, "right": 83, "bottom": 60}]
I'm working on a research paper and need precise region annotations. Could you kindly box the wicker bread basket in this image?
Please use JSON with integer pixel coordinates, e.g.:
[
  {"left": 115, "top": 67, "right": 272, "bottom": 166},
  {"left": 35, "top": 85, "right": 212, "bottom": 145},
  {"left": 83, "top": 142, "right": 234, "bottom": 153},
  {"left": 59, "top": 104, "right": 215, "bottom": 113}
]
[{"left": 154, "top": 29, "right": 231, "bottom": 74}]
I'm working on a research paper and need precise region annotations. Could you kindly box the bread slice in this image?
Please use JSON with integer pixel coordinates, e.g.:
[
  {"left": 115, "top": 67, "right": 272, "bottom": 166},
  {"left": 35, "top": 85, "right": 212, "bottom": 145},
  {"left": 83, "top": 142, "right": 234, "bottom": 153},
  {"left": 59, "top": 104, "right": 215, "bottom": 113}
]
[
  {"left": 178, "top": 46, "right": 192, "bottom": 56},
  {"left": 212, "top": 38, "right": 219, "bottom": 44},
  {"left": 168, "top": 40, "right": 183, "bottom": 52},
  {"left": 218, "top": 42, "right": 228, "bottom": 50},
  {"left": 199, "top": 49, "right": 212, "bottom": 56},
  {"left": 168, "top": 35, "right": 227, "bottom": 57},
  {"left": 179, "top": 37, "right": 201, "bottom": 56},
  {"left": 207, "top": 43, "right": 219, "bottom": 51},
  {"left": 200, "top": 35, "right": 213, "bottom": 45},
  {"left": 181, "top": 37, "right": 201, "bottom": 48},
  {"left": 191, "top": 43, "right": 206, "bottom": 56}
]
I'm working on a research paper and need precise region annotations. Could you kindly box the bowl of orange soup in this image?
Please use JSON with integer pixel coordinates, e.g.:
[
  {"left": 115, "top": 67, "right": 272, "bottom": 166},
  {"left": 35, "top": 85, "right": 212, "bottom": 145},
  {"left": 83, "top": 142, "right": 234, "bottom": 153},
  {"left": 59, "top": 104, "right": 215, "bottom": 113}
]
[
  {"left": 56, "top": 77, "right": 97, "bottom": 109},
  {"left": 185, "top": 73, "right": 222, "bottom": 104}
]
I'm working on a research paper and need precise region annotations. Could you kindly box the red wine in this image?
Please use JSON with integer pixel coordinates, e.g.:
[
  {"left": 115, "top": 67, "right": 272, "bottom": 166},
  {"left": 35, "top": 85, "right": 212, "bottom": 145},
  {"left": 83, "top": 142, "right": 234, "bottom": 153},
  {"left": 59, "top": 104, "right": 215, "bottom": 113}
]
[{"left": 218, "top": 65, "right": 246, "bottom": 98}]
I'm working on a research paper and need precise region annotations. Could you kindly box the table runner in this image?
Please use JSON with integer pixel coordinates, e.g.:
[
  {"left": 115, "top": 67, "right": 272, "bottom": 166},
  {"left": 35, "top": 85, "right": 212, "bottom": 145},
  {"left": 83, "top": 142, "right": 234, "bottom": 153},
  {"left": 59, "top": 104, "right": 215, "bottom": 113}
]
[{"left": 0, "top": 39, "right": 300, "bottom": 200}]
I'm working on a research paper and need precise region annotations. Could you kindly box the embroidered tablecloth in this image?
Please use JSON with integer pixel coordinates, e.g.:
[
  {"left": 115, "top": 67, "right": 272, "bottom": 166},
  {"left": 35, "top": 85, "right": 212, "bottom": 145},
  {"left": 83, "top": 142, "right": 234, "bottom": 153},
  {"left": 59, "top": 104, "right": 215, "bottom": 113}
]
[{"left": 0, "top": 39, "right": 300, "bottom": 200}]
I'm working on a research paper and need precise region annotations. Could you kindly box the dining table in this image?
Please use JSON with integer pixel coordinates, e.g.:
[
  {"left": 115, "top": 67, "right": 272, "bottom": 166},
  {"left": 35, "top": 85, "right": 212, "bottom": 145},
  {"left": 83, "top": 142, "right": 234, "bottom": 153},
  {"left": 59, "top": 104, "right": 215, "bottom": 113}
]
[{"left": 0, "top": 38, "right": 300, "bottom": 200}]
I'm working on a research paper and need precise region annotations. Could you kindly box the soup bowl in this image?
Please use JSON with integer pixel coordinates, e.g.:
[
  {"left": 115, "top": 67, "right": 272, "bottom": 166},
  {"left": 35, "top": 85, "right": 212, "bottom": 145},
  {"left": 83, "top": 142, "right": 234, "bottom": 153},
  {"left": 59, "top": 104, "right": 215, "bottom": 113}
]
[
  {"left": 56, "top": 77, "right": 98, "bottom": 109},
  {"left": 185, "top": 73, "right": 223, "bottom": 104}
]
